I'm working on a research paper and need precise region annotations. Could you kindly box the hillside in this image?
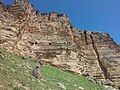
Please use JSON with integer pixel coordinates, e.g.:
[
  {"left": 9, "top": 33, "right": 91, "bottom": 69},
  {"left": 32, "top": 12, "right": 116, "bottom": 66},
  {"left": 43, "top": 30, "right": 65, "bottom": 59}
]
[
  {"left": 0, "top": 0, "right": 120, "bottom": 89},
  {"left": 0, "top": 48, "right": 104, "bottom": 90}
]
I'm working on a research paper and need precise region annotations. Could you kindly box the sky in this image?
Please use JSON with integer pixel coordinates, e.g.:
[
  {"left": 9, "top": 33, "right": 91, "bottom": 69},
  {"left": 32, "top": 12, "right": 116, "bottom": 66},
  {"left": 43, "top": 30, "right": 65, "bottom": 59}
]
[{"left": 3, "top": 0, "right": 120, "bottom": 44}]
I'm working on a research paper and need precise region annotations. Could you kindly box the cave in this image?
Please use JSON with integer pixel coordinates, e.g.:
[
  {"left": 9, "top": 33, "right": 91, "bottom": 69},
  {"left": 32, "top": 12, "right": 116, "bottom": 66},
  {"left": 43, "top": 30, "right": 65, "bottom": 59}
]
[{"left": 49, "top": 43, "right": 51, "bottom": 45}]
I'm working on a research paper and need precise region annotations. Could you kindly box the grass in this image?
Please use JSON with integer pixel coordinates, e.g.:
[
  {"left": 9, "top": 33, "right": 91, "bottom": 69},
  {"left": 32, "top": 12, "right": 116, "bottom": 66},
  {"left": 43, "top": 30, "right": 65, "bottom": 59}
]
[{"left": 0, "top": 48, "right": 105, "bottom": 90}]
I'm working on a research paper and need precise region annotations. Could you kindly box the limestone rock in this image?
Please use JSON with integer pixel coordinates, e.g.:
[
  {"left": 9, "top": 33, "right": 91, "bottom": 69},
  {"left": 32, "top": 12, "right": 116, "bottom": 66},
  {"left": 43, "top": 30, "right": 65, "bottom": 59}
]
[{"left": 0, "top": 0, "right": 120, "bottom": 88}]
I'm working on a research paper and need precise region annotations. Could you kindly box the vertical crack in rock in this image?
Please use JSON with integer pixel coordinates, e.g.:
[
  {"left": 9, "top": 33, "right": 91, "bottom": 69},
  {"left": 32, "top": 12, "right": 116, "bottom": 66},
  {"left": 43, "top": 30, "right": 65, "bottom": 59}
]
[
  {"left": 48, "top": 13, "right": 51, "bottom": 21},
  {"left": 68, "top": 29, "right": 76, "bottom": 45},
  {"left": 12, "top": 25, "right": 25, "bottom": 50},
  {"left": 90, "top": 33, "right": 110, "bottom": 80},
  {"left": 84, "top": 31, "right": 88, "bottom": 45}
]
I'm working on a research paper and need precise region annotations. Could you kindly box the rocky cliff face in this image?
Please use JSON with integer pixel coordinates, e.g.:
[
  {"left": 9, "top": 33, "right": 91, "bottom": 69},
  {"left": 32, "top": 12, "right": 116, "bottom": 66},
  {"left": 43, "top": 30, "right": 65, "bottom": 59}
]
[{"left": 0, "top": 0, "right": 120, "bottom": 88}]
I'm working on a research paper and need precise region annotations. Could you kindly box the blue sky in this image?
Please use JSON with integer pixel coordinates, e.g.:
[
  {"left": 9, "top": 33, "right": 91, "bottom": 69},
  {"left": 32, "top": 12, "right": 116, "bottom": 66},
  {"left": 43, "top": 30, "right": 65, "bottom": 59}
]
[{"left": 3, "top": 0, "right": 120, "bottom": 44}]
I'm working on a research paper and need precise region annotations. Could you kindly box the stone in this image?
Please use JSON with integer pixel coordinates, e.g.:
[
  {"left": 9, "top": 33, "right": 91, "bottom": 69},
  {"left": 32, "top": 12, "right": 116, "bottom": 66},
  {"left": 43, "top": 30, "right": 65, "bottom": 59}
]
[
  {"left": 0, "top": 0, "right": 120, "bottom": 88},
  {"left": 104, "top": 85, "right": 118, "bottom": 90},
  {"left": 58, "top": 82, "right": 66, "bottom": 90},
  {"left": 78, "top": 86, "right": 84, "bottom": 90},
  {"left": 32, "top": 64, "right": 41, "bottom": 79}
]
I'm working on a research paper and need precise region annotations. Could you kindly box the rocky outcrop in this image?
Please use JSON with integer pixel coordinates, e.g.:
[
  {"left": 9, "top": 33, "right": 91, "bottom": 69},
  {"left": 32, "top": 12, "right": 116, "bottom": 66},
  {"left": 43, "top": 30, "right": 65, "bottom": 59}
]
[{"left": 0, "top": 0, "right": 120, "bottom": 88}]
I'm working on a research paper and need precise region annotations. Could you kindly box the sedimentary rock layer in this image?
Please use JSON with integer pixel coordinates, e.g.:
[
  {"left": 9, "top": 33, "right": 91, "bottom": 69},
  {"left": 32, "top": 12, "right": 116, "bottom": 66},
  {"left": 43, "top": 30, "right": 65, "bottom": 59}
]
[{"left": 0, "top": 0, "right": 120, "bottom": 87}]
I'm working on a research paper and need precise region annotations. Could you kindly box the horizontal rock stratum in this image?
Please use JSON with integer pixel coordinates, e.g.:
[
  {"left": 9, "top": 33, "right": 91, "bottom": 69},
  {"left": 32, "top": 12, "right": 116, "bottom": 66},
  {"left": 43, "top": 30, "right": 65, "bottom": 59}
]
[{"left": 0, "top": 0, "right": 120, "bottom": 88}]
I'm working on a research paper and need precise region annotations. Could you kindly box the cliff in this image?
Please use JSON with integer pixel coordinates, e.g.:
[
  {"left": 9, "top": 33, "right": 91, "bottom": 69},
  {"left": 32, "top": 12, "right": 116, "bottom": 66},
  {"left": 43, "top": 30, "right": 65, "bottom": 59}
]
[{"left": 0, "top": 0, "right": 120, "bottom": 88}]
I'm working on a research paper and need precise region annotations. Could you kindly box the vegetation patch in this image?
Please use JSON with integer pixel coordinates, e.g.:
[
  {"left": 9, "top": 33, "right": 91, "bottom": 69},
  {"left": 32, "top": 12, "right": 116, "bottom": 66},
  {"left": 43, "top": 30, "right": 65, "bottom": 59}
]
[{"left": 0, "top": 48, "right": 104, "bottom": 90}]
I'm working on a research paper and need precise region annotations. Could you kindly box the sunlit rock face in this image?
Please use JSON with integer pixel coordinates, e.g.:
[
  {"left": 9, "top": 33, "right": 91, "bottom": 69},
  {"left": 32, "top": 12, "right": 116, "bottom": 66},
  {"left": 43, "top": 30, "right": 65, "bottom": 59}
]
[{"left": 0, "top": 0, "right": 120, "bottom": 87}]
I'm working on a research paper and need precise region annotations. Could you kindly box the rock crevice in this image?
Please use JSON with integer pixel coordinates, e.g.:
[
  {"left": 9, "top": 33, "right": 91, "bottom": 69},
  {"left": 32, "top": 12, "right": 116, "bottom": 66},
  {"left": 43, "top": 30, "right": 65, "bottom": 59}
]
[{"left": 90, "top": 33, "right": 110, "bottom": 80}]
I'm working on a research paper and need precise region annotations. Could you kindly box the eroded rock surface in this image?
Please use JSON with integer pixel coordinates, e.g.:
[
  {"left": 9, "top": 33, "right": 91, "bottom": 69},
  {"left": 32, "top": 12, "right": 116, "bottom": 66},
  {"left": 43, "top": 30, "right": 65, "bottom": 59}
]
[{"left": 0, "top": 0, "right": 120, "bottom": 88}]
